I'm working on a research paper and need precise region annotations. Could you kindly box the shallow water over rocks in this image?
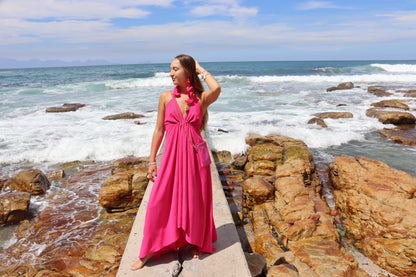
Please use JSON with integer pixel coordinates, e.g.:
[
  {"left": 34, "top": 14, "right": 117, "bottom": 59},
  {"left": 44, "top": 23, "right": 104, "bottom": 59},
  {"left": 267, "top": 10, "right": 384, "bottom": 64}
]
[{"left": 0, "top": 161, "right": 136, "bottom": 276}]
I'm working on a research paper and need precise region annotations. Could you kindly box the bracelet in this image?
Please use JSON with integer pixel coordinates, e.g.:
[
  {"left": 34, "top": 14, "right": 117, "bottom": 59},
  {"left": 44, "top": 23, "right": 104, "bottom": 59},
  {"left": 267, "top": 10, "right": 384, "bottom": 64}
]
[
  {"left": 148, "top": 162, "right": 156, "bottom": 166},
  {"left": 202, "top": 72, "right": 210, "bottom": 80}
]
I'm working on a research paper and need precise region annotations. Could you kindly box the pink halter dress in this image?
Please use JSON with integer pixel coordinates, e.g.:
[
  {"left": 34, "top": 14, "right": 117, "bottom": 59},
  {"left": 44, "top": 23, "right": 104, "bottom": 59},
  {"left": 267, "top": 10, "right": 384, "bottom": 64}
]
[{"left": 139, "top": 95, "right": 217, "bottom": 259}]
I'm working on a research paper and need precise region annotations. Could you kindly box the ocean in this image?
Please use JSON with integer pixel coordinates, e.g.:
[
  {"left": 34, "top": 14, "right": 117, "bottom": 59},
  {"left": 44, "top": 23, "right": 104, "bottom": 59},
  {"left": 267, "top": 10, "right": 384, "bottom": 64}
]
[{"left": 1, "top": 60, "right": 416, "bottom": 177}]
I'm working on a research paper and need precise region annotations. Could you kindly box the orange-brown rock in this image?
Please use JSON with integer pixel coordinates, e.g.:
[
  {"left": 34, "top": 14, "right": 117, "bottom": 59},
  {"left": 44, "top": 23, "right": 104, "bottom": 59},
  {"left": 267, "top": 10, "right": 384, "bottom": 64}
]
[
  {"left": 366, "top": 108, "right": 416, "bottom": 125},
  {"left": 9, "top": 169, "right": 50, "bottom": 195},
  {"left": 328, "top": 155, "right": 416, "bottom": 276},
  {"left": 212, "top": 150, "right": 232, "bottom": 163},
  {"left": 243, "top": 176, "right": 274, "bottom": 214},
  {"left": 0, "top": 191, "right": 31, "bottom": 224},
  {"left": 111, "top": 157, "right": 148, "bottom": 174},
  {"left": 245, "top": 160, "right": 276, "bottom": 176},
  {"left": 307, "top": 117, "right": 328, "bottom": 128},
  {"left": 379, "top": 125, "right": 416, "bottom": 145},
  {"left": 404, "top": 89, "right": 416, "bottom": 97},
  {"left": 313, "top": 111, "right": 353, "bottom": 119},
  {"left": 368, "top": 86, "right": 393, "bottom": 97},
  {"left": 99, "top": 170, "right": 147, "bottom": 212},
  {"left": 371, "top": 99, "right": 410, "bottom": 110},
  {"left": 102, "top": 112, "right": 144, "bottom": 120},
  {"left": 244, "top": 134, "right": 364, "bottom": 276},
  {"left": 326, "top": 82, "right": 354, "bottom": 92}
]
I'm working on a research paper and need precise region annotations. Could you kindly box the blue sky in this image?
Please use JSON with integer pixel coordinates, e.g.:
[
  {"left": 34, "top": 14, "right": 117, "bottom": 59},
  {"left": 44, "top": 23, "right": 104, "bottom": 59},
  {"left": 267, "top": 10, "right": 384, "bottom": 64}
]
[{"left": 1, "top": 0, "right": 416, "bottom": 66}]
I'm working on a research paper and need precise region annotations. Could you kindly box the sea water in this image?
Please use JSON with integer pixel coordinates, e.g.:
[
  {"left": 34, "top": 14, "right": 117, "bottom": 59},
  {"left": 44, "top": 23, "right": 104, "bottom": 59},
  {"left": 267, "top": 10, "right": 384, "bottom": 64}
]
[{"left": 1, "top": 60, "right": 416, "bottom": 177}]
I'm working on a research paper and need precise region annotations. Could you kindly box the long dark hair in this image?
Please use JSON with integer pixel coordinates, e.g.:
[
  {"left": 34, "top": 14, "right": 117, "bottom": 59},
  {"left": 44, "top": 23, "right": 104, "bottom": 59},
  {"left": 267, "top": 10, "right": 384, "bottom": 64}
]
[{"left": 175, "top": 54, "right": 208, "bottom": 130}]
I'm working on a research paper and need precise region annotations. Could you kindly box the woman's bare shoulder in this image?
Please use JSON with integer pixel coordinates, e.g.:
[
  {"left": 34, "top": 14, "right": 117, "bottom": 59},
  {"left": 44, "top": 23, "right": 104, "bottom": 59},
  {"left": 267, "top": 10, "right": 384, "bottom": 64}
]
[{"left": 159, "top": 90, "right": 173, "bottom": 104}]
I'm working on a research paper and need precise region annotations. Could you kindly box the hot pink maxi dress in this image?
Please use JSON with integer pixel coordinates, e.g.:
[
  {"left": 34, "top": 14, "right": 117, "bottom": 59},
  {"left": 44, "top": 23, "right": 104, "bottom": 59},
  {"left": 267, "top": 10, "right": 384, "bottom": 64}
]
[{"left": 139, "top": 96, "right": 217, "bottom": 259}]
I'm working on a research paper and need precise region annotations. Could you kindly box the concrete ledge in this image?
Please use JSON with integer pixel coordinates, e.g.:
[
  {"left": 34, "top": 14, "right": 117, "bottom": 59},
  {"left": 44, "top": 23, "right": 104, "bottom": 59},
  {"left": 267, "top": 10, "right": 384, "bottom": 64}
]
[{"left": 117, "top": 138, "right": 251, "bottom": 277}]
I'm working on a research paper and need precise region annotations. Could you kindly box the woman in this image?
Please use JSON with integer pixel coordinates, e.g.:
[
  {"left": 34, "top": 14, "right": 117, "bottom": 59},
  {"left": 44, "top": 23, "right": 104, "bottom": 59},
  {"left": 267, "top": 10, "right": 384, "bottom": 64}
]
[{"left": 130, "top": 54, "right": 221, "bottom": 270}]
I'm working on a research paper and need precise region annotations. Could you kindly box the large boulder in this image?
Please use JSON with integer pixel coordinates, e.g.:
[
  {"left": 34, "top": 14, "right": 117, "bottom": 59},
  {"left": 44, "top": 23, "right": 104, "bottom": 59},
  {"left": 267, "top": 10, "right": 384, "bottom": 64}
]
[
  {"left": 111, "top": 157, "right": 148, "bottom": 175},
  {"left": 370, "top": 99, "right": 410, "bottom": 110},
  {"left": 379, "top": 125, "right": 416, "bottom": 145},
  {"left": 245, "top": 135, "right": 364, "bottom": 276},
  {"left": 242, "top": 176, "right": 274, "bottom": 214},
  {"left": 366, "top": 108, "right": 416, "bottom": 125},
  {"left": 9, "top": 169, "right": 50, "bottom": 195},
  {"left": 328, "top": 155, "right": 416, "bottom": 276},
  {"left": 0, "top": 191, "right": 31, "bottom": 225},
  {"left": 326, "top": 82, "right": 354, "bottom": 92},
  {"left": 99, "top": 171, "right": 148, "bottom": 212}
]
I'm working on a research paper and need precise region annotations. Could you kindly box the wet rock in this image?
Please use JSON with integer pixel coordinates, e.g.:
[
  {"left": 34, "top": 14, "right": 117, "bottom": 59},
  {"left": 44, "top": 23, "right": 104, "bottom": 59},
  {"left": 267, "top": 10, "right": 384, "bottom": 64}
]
[
  {"left": 371, "top": 99, "right": 410, "bottom": 110},
  {"left": 46, "top": 103, "right": 85, "bottom": 113},
  {"left": 231, "top": 154, "right": 248, "bottom": 170},
  {"left": 133, "top": 120, "right": 146, "bottom": 125},
  {"left": 213, "top": 150, "right": 232, "bottom": 163},
  {"left": 9, "top": 169, "right": 50, "bottom": 195},
  {"left": 379, "top": 125, "right": 416, "bottom": 145},
  {"left": 102, "top": 112, "right": 144, "bottom": 120},
  {"left": 111, "top": 157, "right": 148, "bottom": 175},
  {"left": 368, "top": 86, "right": 393, "bottom": 97},
  {"left": 328, "top": 155, "right": 416, "bottom": 276},
  {"left": 307, "top": 117, "right": 327, "bottom": 128},
  {"left": 244, "top": 252, "right": 267, "bottom": 277},
  {"left": 46, "top": 170, "right": 65, "bottom": 182},
  {"left": 247, "top": 143, "right": 283, "bottom": 163},
  {"left": 404, "top": 89, "right": 416, "bottom": 97},
  {"left": 366, "top": 108, "right": 416, "bottom": 125},
  {"left": 59, "top": 160, "right": 86, "bottom": 175},
  {"left": 313, "top": 111, "right": 353, "bottom": 119},
  {"left": 0, "top": 191, "right": 31, "bottom": 225},
  {"left": 326, "top": 82, "right": 354, "bottom": 92},
  {"left": 0, "top": 178, "right": 9, "bottom": 190},
  {"left": 99, "top": 171, "right": 148, "bottom": 212}
]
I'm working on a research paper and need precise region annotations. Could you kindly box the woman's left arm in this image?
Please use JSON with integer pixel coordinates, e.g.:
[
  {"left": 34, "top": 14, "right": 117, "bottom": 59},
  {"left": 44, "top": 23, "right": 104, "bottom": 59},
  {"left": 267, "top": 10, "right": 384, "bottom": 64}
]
[{"left": 195, "top": 61, "right": 221, "bottom": 107}]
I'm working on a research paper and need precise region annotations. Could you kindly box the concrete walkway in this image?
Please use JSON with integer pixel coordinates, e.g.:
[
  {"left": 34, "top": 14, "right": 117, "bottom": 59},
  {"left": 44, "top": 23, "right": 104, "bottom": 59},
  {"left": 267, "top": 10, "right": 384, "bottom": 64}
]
[{"left": 117, "top": 139, "right": 251, "bottom": 277}]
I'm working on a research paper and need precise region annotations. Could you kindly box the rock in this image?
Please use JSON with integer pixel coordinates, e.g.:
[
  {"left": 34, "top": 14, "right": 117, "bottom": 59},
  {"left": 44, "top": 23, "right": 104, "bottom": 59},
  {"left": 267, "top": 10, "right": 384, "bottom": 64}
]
[
  {"left": 371, "top": 99, "right": 410, "bottom": 110},
  {"left": 212, "top": 150, "right": 232, "bottom": 163},
  {"left": 404, "top": 89, "right": 416, "bottom": 97},
  {"left": 267, "top": 264, "right": 300, "bottom": 276},
  {"left": 59, "top": 160, "right": 85, "bottom": 175},
  {"left": 326, "top": 82, "right": 354, "bottom": 92},
  {"left": 46, "top": 103, "right": 85, "bottom": 113},
  {"left": 231, "top": 155, "right": 248, "bottom": 170},
  {"left": 290, "top": 237, "right": 360, "bottom": 276},
  {"left": 102, "top": 112, "right": 144, "bottom": 120},
  {"left": 0, "top": 191, "right": 31, "bottom": 224},
  {"left": 244, "top": 252, "right": 267, "bottom": 277},
  {"left": 99, "top": 171, "right": 148, "bottom": 212},
  {"left": 9, "top": 169, "right": 50, "bottom": 195},
  {"left": 328, "top": 155, "right": 416, "bottom": 276},
  {"left": 245, "top": 160, "right": 276, "bottom": 176},
  {"left": 368, "top": 86, "right": 393, "bottom": 97},
  {"left": 247, "top": 144, "right": 283, "bottom": 163},
  {"left": 133, "top": 120, "right": 146, "bottom": 125},
  {"left": 0, "top": 178, "right": 9, "bottom": 190},
  {"left": 366, "top": 108, "right": 416, "bottom": 125},
  {"left": 46, "top": 170, "right": 65, "bottom": 182},
  {"left": 111, "top": 157, "right": 148, "bottom": 175},
  {"left": 307, "top": 117, "right": 327, "bottom": 128},
  {"left": 243, "top": 176, "right": 274, "bottom": 213},
  {"left": 313, "top": 112, "right": 353, "bottom": 119},
  {"left": 379, "top": 125, "right": 416, "bottom": 145}
]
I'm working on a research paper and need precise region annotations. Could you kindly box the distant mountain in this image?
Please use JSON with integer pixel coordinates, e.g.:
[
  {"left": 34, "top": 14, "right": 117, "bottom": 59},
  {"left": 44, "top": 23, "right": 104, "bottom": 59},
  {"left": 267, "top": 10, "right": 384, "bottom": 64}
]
[{"left": 0, "top": 58, "right": 111, "bottom": 69}]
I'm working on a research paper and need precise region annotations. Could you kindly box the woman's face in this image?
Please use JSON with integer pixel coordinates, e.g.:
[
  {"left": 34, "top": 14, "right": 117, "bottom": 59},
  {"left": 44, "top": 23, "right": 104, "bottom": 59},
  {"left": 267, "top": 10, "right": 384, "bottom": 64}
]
[{"left": 170, "top": 59, "right": 188, "bottom": 87}]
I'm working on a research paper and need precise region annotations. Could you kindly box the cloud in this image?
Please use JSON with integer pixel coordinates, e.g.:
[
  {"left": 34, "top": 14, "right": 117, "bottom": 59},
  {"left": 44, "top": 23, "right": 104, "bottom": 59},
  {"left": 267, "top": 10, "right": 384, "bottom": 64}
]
[
  {"left": 0, "top": 0, "right": 174, "bottom": 20},
  {"left": 296, "top": 1, "right": 340, "bottom": 10},
  {"left": 189, "top": 0, "right": 257, "bottom": 18},
  {"left": 380, "top": 10, "right": 416, "bottom": 25}
]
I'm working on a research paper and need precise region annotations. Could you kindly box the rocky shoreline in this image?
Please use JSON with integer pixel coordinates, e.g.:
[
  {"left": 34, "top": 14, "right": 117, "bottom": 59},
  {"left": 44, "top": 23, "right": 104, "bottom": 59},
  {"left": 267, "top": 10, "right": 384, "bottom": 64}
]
[{"left": 1, "top": 132, "right": 415, "bottom": 276}]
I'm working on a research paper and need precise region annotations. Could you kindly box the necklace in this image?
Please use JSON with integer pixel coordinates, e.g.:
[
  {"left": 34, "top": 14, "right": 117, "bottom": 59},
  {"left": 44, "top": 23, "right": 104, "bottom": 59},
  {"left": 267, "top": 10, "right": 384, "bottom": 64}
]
[{"left": 173, "top": 80, "right": 198, "bottom": 113}]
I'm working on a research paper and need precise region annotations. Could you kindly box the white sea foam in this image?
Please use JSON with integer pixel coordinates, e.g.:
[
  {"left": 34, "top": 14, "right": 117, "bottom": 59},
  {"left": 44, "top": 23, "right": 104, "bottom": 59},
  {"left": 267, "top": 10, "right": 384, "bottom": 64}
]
[{"left": 371, "top": 63, "right": 416, "bottom": 73}]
